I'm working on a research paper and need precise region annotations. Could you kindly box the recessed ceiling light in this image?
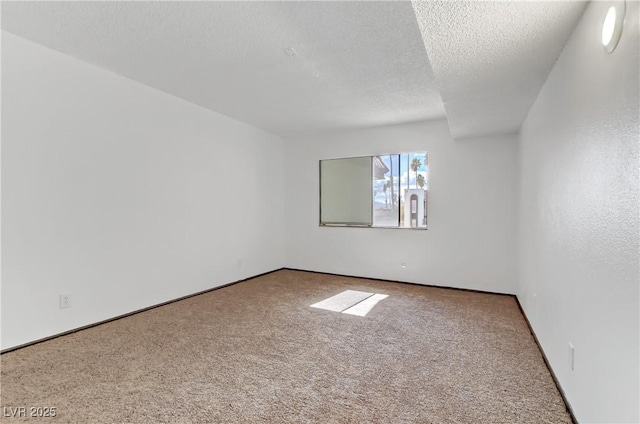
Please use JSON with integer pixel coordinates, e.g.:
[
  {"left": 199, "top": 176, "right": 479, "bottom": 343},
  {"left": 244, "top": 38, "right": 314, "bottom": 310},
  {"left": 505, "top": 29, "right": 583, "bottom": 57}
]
[{"left": 602, "top": 2, "right": 625, "bottom": 53}]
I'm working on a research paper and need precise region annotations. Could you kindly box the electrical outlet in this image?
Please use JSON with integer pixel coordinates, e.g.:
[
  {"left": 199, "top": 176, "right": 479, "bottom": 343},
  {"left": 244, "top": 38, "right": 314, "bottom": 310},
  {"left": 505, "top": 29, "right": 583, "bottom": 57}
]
[
  {"left": 568, "top": 342, "right": 575, "bottom": 371},
  {"left": 59, "top": 293, "right": 72, "bottom": 309},
  {"left": 400, "top": 259, "right": 407, "bottom": 269},
  {"left": 237, "top": 259, "right": 242, "bottom": 268}
]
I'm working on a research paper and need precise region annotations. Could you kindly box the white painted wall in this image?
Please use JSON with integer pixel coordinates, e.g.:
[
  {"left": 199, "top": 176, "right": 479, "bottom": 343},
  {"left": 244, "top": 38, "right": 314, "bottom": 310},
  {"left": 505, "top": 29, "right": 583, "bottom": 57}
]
[
  {"left": 1, "top": 32, "right": 285, "bottom": 350},
  {"left": 517, "top": 1, "right": 639, "bottom": 422},
  {"left": 285, "top": 120, "right": 518, "bottom": 294}
]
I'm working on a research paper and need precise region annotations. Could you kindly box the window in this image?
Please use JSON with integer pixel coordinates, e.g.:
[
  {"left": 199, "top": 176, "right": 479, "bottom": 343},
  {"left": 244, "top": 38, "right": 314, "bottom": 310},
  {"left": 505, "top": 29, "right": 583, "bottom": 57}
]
[{"left": 320, "top": 152, "right": 428, "bottom": 229}]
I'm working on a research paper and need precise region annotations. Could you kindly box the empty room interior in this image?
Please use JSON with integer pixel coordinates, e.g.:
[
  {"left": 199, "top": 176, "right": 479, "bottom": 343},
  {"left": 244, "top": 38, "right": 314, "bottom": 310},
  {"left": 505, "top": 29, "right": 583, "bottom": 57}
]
[{"left": 1, "top": 1, "right": 638, "bottom": 423}]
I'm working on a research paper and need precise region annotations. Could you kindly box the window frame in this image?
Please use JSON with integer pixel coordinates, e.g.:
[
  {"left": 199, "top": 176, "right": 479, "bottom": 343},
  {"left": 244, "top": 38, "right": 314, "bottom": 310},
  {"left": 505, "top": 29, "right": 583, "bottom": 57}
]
[{"left": 319, "top": 151, "right": 428, "bottom": 230}]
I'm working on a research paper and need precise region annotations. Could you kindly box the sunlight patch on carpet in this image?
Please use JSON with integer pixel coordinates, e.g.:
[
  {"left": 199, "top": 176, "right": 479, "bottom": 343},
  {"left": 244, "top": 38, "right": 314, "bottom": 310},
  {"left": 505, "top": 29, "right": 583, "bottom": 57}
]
[
  {"left": 311, "top": 290, "right": 388, "bottom": 317},
  {"left": 342, "top": 293, "right": 389, "bottom": 316}
]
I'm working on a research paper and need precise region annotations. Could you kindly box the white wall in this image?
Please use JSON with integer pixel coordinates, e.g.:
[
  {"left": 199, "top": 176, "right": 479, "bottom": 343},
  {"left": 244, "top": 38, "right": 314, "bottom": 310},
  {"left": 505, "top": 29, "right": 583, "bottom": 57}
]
[
  {"left": 517, "top": 1, "right": 639, "bottom": 422},
  {"left": 285, "top": 120, "right": 518, "bottom": 294},
  {"left": 1, "top": 32, "right": 285, "bottom": 350}
]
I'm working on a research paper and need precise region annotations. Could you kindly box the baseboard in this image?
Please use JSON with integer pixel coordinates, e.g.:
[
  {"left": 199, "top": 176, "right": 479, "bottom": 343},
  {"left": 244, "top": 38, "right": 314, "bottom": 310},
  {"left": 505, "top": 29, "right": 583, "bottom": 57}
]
[
  {"left": 0, "top": 267, "right": 285, "bottom": 354},
  {"left": 1, "top": 266, "right": 578, "bottom": 424},
  {"left": 284, "top": 268, "right": 577, "bottom": 422},
  {"left": 283, "top": 267, "right": 515, "bottom": 297},
  {"left": 514, "top": 298, "right": 578, "bottom": 424}
]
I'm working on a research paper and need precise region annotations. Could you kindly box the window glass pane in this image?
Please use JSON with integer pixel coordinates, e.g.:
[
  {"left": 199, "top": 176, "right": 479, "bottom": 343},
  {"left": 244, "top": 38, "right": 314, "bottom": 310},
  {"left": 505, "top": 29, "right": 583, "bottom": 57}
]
[
  {"left": 320, "top": 157, "right": 373, "bottom": 226},
  {"left": 372, "top": 155, "right": 400, "bottom": 227},
  {"left": 400, "top": 152, "right": 428, "bottom": 228}
]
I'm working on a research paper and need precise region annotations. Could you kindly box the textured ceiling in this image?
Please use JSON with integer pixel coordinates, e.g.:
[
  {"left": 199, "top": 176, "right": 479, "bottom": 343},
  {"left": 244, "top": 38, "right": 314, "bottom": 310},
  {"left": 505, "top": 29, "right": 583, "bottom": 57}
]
[
  {"left": 1, "top": 1, "right": 445, "bottom": 137},
  {"left": 412, "top": 0, "right": 587, "bottom": 138},
  {"left": 3, "top": 1, "right": 587, "bottom": 139}
]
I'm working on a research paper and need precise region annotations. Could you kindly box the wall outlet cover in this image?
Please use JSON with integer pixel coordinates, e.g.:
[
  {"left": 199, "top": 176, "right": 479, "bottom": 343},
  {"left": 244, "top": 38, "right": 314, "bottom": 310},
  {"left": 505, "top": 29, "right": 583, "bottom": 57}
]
[
  {"left": 568, "top": 342, "right": 575, "bottom": 371},
  {"left": 59, "top": 293, "right": 72, "bottom": 309}
]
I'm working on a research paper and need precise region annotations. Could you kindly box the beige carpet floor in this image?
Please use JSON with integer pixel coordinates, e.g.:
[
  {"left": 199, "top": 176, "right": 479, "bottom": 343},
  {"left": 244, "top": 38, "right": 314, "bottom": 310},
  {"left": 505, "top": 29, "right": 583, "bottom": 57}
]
[{"left": 1, "top": 270, "right": 571, "bottom": 423}]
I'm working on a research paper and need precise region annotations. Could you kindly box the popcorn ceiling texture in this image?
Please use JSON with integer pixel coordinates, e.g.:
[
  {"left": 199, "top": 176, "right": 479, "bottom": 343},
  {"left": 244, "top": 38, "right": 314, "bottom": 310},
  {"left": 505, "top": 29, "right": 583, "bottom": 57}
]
[
  {"left": 1, "top": 270, "right": 571, "bottom": 423},
  {"left": 2, "top": 1, "right": 590, "bottom": 139},
  {"left": 412, "top": 1, "right": 587, "bottom": 139},
  {"left": 1, "top": 1, "right": 444, "bottom": 137}
]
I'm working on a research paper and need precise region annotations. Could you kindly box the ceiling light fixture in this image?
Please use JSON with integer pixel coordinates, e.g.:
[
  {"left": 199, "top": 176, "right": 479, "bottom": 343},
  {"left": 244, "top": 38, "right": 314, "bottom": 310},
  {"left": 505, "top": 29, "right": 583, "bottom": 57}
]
[{"left": 602, "top": 1, "right": 625, "bottom": 53}]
